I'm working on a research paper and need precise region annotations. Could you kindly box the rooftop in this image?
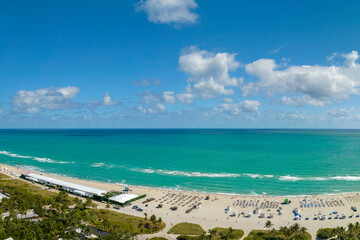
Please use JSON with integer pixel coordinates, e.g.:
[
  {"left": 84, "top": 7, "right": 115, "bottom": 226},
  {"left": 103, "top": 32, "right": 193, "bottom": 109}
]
[
  {"left": 27, "top": 173, "right": 107, "bottom": 196},
  {"left": 109, "top": 194, "right": 139, "bottom": 204}
]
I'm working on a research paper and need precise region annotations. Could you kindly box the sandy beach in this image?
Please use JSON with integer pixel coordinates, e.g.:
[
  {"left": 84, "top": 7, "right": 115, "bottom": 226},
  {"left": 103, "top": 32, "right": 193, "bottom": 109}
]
[{"left": 2, "top": 163, "right": 360, "bottom": 239}]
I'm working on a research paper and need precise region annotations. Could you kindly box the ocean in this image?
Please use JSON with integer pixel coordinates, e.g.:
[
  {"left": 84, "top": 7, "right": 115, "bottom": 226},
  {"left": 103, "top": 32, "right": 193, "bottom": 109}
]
[{"left": 0, "top": 129, "right": 360, "bottom": 196}]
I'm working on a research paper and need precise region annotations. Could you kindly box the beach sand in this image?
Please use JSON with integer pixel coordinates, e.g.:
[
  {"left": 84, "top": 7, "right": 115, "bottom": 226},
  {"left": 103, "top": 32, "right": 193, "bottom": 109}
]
[{"left": 1, "top": 163, "right": 360, "bottom": 239}]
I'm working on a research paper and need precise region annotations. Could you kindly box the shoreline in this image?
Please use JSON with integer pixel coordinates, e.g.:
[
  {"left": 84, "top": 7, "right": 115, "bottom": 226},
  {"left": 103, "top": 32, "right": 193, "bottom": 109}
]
[
  {"left": 4, "top": 163, "right": 360, "bottom": 239},
  {"left": 3, "top": 162, "right": 359, "bottom": 198}
]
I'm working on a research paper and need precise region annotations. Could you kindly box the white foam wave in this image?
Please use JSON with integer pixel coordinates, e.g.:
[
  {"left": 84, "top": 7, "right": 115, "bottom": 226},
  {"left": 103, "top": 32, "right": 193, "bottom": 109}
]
[
  {"left": 90, "top": 162, "right": 114, "bottom": 169},
  {"left": 16, "top": 165, "right": 44, "bottom": 172},
  {"left": 243, "top": 174, "right": 274, "bottom": 179},
  {"left": 0, "top": 151, "right": 32, "bottom": 159},
  {"left": 243, "top": 174, "right": 263, "bottom": 179},
  {"left": 91, "top": 162, "right": 105, "bottom": 167},
  {"left": 133, "top": 168, "right": 241, "bottom": 178},
  {"left": 329, "top": 176, "right": 360, "bottom": 181},
  {"left": 279, "top": 175, "right": 360, "bottom": 181},
  {"left": 279, "top": 175, "right": 304, "bottom": 181},
  {"left": 0, "top": 150, "right": 73, "bottom": 164},
  {"left": 264, "top": 175, "right": 274, "bottom": 178}
]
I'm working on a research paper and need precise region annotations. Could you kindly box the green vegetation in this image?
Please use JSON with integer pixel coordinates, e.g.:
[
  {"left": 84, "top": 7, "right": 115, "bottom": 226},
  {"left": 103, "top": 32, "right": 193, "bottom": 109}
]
[
  {"left": 244, "top": 223, "right": 311, "bottom": 240},
  {"left": 317, "top": 223, "right": 360, "bottom": 239},
  {"left": 0, "top": 179, "right": 57, "bottom": 198},
  {"left": 317, "top": 228, "right": 335, "bottom": 239},
  {"left": 168, "top": 222, "right": 206, "bottom": 235},
  {"left": 0, "top": 173, "right": 10, "bottom": 179},
  {"left": 177, "top": 227, "right": 244, "bottom": 240},
  {"left": 0, "top": 178, "right": 164, "bottom": 239},
  {"left": 213, "top": 228, "right": 244, "bottom": 239},
  {"left": 92, "top": 210, "right": 165, "bottom": 234}
]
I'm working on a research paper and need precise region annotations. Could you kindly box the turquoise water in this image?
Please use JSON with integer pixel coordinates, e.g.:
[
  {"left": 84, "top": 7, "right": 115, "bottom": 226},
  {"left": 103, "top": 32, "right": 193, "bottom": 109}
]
[{"left": 1, "top": 129, "right": 360, "bottom": 196}]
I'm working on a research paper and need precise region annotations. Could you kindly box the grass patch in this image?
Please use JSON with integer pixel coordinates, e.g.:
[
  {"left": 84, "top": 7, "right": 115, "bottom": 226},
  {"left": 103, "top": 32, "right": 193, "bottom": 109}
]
[
  {"left": 176, "top": 227, "right": 244, "bottom": 240},
  {"left": 213, "top": 227, "right": 244, "bottom": 240},
  {"left": 0, "top": 173, "right": 10, "bottom": 179},
  {"left": 92, "top": 209, "right": 165, "bottom": 234},
  {"left": 0, "top": 179, "right": 57, "bottom": 198},
  {"left": 168, "top": 222, "right": 205, "bottom": 235},
  {"left": 244, "top": 229, "right": 311, "bottom": 240}
]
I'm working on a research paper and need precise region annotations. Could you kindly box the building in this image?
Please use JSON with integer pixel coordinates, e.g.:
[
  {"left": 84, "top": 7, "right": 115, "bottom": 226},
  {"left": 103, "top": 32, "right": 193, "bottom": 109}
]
[
  {"left": 2, "top": 212, "right": 39, "bottom": 220},
  {"left": 109, "top": 193, "right": 139, "bottom": 205},
  {"left": 24, "top": 173, "right": 107, "bottom": 198}
]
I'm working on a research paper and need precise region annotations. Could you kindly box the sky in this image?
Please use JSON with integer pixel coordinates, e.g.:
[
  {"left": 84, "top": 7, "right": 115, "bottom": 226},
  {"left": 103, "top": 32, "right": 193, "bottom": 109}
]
[{"left": 1, "top": 0, "right": 360, "bottom": 128}]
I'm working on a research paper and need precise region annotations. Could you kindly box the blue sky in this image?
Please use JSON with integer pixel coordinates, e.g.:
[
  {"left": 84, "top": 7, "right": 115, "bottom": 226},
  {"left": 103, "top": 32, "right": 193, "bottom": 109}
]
[{"left": 1, "top": 0, "right": 360, "bottom": 128}]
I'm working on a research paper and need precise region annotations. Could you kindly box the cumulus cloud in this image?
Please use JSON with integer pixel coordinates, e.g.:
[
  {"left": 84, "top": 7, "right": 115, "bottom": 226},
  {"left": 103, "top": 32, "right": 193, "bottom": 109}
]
[
  {"left": 178, "top": 47, "right": 242, "bottom": 99},
  {"left": 13, "top": 86, "right": 80, "bottom": 113},
  {"left": 223, "top": 98, "right": 234, "bottom": 103},
  {"left": 136, "top": 0, "right": 198, "bottom": 26},
  {"left": 132, "top": 78, "right": 161, "bottom": 87},
  {"left": 243, "top": 51, "right": 360, "bottom": 106},
  {"left": 326, "top": 107, "right": 358, "bottom": 120},
  {"left": 280, "top": 96, "right": 329, "bottom": 107},
  {"left": 88, "top": 93, "right": 119, "bottom": 108},
  {"left": 214, "top": 100, "right": 261, "bottom": 115},
  {"left": 138, "top": 90, "right": 176, "bottom": 113},
  {"left": 176, "top": 84, "right": 195, "bottom": 104}
]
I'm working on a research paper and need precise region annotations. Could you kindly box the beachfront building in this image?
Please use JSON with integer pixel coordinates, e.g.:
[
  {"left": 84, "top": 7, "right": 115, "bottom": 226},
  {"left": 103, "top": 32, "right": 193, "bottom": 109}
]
[
  {"left": 108, "top": 193, "right": 139, "bottom": 206},
  {"left": 23, "top": 173, "right": 107, "bottom": 199}
]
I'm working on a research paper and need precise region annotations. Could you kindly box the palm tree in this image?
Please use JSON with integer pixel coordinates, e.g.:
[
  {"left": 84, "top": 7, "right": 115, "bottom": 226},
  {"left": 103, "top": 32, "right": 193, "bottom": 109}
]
[
  {"left": 300, "top": 226, "right": 307, "bottom": 234},
  {"left": 265, "top": 220, "right": 273, "bottom": 229},
  {"left": 348, "top": 223, "right": 355, "bottom": 235},
  {"left": 208, "top": 228, "right": 218, "bottom": 240},
  {"left": 290, "top": 223, "right": 300, "bottom": 233}
]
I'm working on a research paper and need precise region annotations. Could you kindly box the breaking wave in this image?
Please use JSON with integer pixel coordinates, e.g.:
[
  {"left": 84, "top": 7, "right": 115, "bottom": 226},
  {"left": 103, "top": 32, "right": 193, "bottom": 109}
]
[
  {"left": 243, "top": 174, "right": 274, "bottom": 179},
  {"left": 132, "top": 168, "right": 241, "bottom": 178},
  {"left": 132, "top": 168, "right": 360, "bottom": 182},
  {"left": 90, "top": 162, "right": 114, "bottom": 169},
  {"left": 279, "top": 175, "right": 360, "bottom": 181},
  {"left": 0, "top": 150, "right": 73, "bottom": 164},
  {"left": 0, "top": 151, "right": 32, "bottom": 159}
]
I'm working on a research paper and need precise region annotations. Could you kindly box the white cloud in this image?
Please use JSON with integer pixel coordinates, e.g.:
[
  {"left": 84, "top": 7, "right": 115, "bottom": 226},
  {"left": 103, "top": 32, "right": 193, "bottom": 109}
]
[
  {"left": 280, "top": 96, "right": 329, "bottom": 107},
  {"left": 243, "top": 51, "right": 360, "bottom": 106},
  {"left": 162, "top": 91, "right": 176, "bottom": 103},
  {"left": 0, "top": 109, "right": 3, "bottom": 115},
  {"left": 223, "top": 98, "right": 234, "bottom": 103},
  {"left": 132, "top": 78, "right": 161, "bottom": 86},
  {"left": 326, "top": 107, "right": 357, "bottom": 120},
  {"left": 139, "top": 90, "right": 176, "bottom": 113},
  {"left": 13, "top": 86, "right": 80, "bottom": 113},
  {"left": 136, "top": 0, "right": 198, "bottom": 26},
  {"left": 214, "top": 100, "right": 261, "bottom": 115},
  {"left": 179, "top": 47, "right": 242, "bottom": 99},
  {"left": 88, "top": 93, "right": 119, "bottom": 108},
  {"left": 176, "top": 84, "right": 195, "bottom": 104}
]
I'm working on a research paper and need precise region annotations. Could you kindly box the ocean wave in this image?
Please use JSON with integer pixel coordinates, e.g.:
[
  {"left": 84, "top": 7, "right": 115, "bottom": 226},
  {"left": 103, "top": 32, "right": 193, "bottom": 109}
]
[
  {"left": 243, "top": 174, "right": 274, "bottom": 179},
  {"left": 0, "top": 151, "right": 32, "bottom": 159},
  {"left": 91, "top": 162, "right": 105, "bottom": 167},
  {"left": 90, "top": 162, "right": 114, "bottom": 169},
  {"left": 16, "top": 165, "right": 44, "bottom": 172},
  {"left": 279, "top": 175, "right": 304, "bottom": 181},
  {"left": 132, "top": 168, "right": 241, "bottom": 178},
  {"left": 329, "top": 176, "right": 360, "bottom": 181},
  {"left": 243, "top": 174, "right": 263, "bottom": 179},
  {"left": 0, "top": 150, "right": 73, "bottom": 164},
  {"left": 279, "top": 175, "right": 360, "bottom": 181}
]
